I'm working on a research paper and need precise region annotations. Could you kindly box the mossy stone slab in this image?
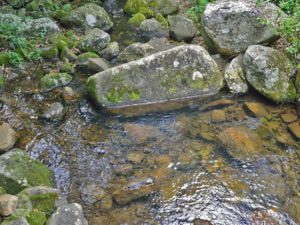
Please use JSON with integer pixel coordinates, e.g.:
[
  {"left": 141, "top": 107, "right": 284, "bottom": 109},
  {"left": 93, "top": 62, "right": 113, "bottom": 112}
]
[
  {"left": 87, "top": 45, "right": 224, "bottom": 116},
  {"left": 0, "top": 149, "right": 54, "bottom": 194}
]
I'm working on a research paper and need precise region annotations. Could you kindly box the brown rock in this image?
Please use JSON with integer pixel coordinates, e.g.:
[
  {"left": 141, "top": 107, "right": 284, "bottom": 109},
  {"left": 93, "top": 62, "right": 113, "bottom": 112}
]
[
  {"left": 217, "top": 127, "right": 264, "bottom": 159},
  {"left": 112, "top": 178, "right": 155, "bottom": 205},
  {"left": 288, "top": 122, "right": 300, "bottom": 140},
  {"left": 127, "top": 152, "right": 145, "bottom": 164},
  {"left": 0, "top": 194, "right": 18, "bottom": 216},
  {"left": 0, "top": 123, "right": 16, "bottom": 152},
  {"left": 280, "top": 111, "right": 298, "bottom": 123},
  {"left": 243, "top": 102, "right": 269, "bottom": 117},
  {"left": 211, "top": 109, "right": 226, "bottom": 122},
  {"left": 115, "top": 164, "right": 134, "bottom": 176},
  {"left": 203, "top": 99, "right": 235, "bottom": 111},
  {"left": 124, "top": 123, "right": 159, "bottom": 144}
]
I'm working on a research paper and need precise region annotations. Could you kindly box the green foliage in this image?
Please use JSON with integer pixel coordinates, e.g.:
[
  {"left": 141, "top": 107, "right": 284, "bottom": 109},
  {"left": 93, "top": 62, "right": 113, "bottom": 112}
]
[
  {"left": 8, "top": 51, "right": 24, "bottom": 66},
  {"left": 259, "top": 0, "right": 300, "bottom": 68},
  {"left": 185, "top": 0, "right": 212, "bottom": 23}
]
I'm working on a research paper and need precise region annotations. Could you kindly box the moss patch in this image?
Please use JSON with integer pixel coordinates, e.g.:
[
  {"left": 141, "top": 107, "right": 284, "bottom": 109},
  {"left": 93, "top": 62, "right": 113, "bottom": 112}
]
[
  {"left": 124, "top": 0, "right": 153, "bottom": 17},
  {"left": 26, "top": 211, "right": 47, "bottom": 225},
  {"left": 128, "top": 13, "right": 146, "bottom": 26}
]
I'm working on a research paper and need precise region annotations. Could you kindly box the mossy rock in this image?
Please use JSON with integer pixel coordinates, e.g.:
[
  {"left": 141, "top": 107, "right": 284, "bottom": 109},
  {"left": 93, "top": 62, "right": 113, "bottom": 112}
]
[
  {"left": 49, "top": 34, "right": 75, "bottom": 51},
  {"left": 128, "top": 13, "right": 146, "bottom": 26},
  {"left": 77, "top": 52, "right": 99, "bottom": 64},
  {"left": 26, "top": 211, "right": 47, "bottom": 225},
  {"left": 60, "top": 47, "right": 77, "bottom": 62},
  {"left": 0, "top": 186, "right": 6, "bottom": 194},
  {"left": 124, "top": 0, "right": 153, "bottom": 17},
  {"left": 1, "top": 217, "right": 29, "bottom": 225},
  {"left": 19, "top": 186, "right": 59, "bottom": 216},
  {"left": 0, "top": 75, "right": 4, "bottom": 90},
  {"left": 155, "top": 13, "right": 168, "bottom": 28},
  {"left": 0, "top": 149, "right": 55, "bottom": 195},
  {"left": 0, "top": 53, "right": 11, "bottom": 66},
  {"left": 40, "top": 46, "right": 59, "bottom": 60},
  {"left": 40, "top": 72, "right": 73, "bottom": 92},
  {"left": 60, "top": 63, "right": 75, "bottom": 73}
]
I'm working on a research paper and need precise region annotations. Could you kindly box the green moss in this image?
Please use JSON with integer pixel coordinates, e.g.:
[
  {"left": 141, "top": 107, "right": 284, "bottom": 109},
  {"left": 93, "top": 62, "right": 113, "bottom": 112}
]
[
  {"left": 49, "top": 33, "right": 74, "bottom": 51},
  {"left": 0, "top": 186, "right": 6, "bottom": 194},
  {"left": 60, "top": 63, "right": 75, "bottom": 73},
  {"left": 106, "top": 87, "right": 126, "bottom": 103},
  {"left": 0, "top": 52, "right": 11, "bottom": 66},
  {"left": 128, "top": 89, "right": 141, "bottom": 100},
  {"left": 0, "top": 75, "right": 4, "bottom": 90},
  {"left": 26, "top": 211, "right": 47, "bottom": 225},
  {"left": 40, "top": 46, "right": 59, "bottom": 60},
  {"left": 128, "top": 13, "right": 146, "bottom": 26},
  {"left": 86, "top": 77, "right": 100, "bottom": 103},
  {"left": 0, "top": 149, "right": 54, "bottom": 195},
  {"left": 40, "top": 72, "right": 72, "bottom": 92},
  {"left": 124, "top": 0, "right": 153, "bottom": 17},
  {"left": 30, "top": 192, "right": 59, "bottom": 215},
  {"left": 77, "top": 52, "right": 99, "bottom": 63},
  {"left": 155, "top": 13, "right": 168, "bottom": 28}
]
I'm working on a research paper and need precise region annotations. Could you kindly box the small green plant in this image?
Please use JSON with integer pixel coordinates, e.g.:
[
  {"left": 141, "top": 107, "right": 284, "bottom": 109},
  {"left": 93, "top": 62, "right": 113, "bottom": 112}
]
[
  {"left": 258, "top": 0, "right": 300, "bottom": 68},
  {"left": 8, "top": 52, "right": 24, "bottom": 66},
  {"left": 185, "top": 0, "right": 212, "bottom": 23}
]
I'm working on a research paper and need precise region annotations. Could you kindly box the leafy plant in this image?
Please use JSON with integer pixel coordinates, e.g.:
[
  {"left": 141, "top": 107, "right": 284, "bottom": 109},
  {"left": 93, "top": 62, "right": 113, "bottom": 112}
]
[
  {"left": 185, "top": 0, "right": 213, "bottom": 23},
  {"left": 258, "top": 0, "right": 300, "bottom": 68},
  {"left": 8, "top": 52, "right": 24, "bottom": 66}
]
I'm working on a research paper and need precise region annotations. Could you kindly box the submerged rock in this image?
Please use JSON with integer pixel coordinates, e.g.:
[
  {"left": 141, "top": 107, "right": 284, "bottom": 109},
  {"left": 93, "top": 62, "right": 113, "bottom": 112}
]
[
  {"left": 0, "top": 149, "right": 54, "bottom": 194},
  {"left": 0, "top": 123, "right": 16, "bottom": 153},
  {"left": 243, "top": 102, "right": 269, "bottom": 117},
  {"left": 46, "top": 203, "right": 88, "bottom": 225},
  {"left": 112, "top": 178, "right": 155, "bottom": 205},
  {"left": 65, "top": 3, "right": 113, "bottom": 31},
  {"left": 217, "top": 127, "right": 265, "bottom": 160},
  {"left": 41, "top": 102, "right": 65, "bottom": 121},
  {"left": 224, "top": 55, "right": 248, "bottom": 94},
  {"left": 86, "top": 45, "right": 224, "bottom": 116},
  {"left": 201, "top": 1, "right": 283, "bottom": 56},
  {"left": 244, "top": 45, "right": 296, "bottom": 103}
]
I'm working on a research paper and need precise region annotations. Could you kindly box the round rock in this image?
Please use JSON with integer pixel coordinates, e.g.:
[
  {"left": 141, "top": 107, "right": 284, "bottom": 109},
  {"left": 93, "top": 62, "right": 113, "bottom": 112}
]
[{"left": 0, "top": 123, "right": 16, "bottom": 153}]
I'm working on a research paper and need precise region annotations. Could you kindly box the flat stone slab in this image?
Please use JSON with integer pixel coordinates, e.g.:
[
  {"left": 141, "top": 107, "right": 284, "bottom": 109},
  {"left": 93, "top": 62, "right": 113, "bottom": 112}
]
[{"left": 87, "top": 45, "right": 224, "bottom": 116}]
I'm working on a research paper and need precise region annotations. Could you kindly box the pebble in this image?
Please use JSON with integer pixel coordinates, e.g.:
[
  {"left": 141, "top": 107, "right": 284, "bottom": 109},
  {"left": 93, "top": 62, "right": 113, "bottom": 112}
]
[
  {"left": 0, "top": 194, "right": 18, "bottom": 216},
  {"left": 0, "top": 123, "right": 17, "bottom": 153}
]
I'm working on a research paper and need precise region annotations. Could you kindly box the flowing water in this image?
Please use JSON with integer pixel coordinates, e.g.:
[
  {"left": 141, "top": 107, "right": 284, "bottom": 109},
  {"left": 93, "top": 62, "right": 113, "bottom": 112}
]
[{"left": 1, "top": 11, "right": 300, "bottom": 225}]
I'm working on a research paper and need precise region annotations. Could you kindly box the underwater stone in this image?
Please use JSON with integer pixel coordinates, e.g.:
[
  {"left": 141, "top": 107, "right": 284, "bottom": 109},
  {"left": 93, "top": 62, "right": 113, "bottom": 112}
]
[{"left": 87, "top": 45, "right": 224, "bottom": 116}]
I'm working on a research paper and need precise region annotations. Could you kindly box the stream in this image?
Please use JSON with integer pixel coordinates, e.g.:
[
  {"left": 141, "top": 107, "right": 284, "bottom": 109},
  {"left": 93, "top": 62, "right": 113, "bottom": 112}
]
[{"left": 0, "top": 7, "right": 300, "bottom": 225}]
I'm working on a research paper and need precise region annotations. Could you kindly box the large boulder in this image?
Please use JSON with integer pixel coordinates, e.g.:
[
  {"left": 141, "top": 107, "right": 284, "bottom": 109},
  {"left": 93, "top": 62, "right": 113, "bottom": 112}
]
[
  {"left": 201, "top": 1, "right": 283, "bottom": 56},
  {"left": 65, "top": 3, "right": 113, "bottom": 31},
  {"left": 86, "top": 45, "right": 224, "bottom": 116},
  {"left": 0, "top": 149, "right": 54, "bottom": 194},
  {"left": 244, "top": 45, "right": 296, "bottom": 103}
]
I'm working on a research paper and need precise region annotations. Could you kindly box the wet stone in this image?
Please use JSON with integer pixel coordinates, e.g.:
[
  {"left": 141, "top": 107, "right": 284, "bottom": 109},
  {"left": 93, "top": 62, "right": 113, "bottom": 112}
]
[
  {"left": 202, "top": 99, "right": 235, "bottom": 111},
  {"left": 115, "top": 164, "right": 134, "bottom": 176},
  {"left": 112, "top": 178, "right": 155, "bottom": 205},
  {"left": 62, "top": 87, "right": 79, "bottom": 102},
  {"left": 0, "top": 122, "right": 17, "bottom": 153},
  {"left": 193, "top": 219, "right": 213, "bottom": 225},
  {"left": 243, "top": 102, "right": 269, "bottom": 117},
  {"left": 0, "top": 194, "right": 18, "bottom": 216},
  {"left": 217, "top": 127, "right": 264, "bottom": 160},
  {"left": 127, "top": 152, "right": 145, "bottom": 164},
  {"left": 211, "top": 109, "right": 226, "bottom": 123},
  {"left": 287, "top": 122, "right": 300, "bottom": 140},
  {"left": 124, "top": 123, "right": 159, "bottom": 144},
  {"left": 80, "top": 183, "right": 105, "bottom": 205},
  {"left": 41, "top": 102, "right": 65, "bottom": 121},
  {"left": 280, "top": 111, "right": 298, "bottom": 123},
  {"left": 46, "top": 203, "right": 88, "bottom": 225},
  {"left": 99, "top": 195, "right": 113, "bottom": 211}
]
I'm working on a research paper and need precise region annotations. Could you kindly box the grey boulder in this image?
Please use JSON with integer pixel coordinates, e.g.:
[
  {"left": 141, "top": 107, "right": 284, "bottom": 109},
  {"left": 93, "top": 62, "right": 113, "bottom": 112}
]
[{"left": 244, "top": 45, "right": 296, "bottom": 103}]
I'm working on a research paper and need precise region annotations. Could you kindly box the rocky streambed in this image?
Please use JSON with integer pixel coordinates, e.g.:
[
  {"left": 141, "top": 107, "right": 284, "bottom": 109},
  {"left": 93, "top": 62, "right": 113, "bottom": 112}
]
[{"left": 0, "top": 0, "right": 300, "bottom": 225}]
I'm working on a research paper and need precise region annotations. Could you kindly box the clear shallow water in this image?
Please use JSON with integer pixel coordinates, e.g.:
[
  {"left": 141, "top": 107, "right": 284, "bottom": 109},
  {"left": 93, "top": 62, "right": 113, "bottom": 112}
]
[{"left": 1, "top": 66, "right": 300, "bottom": 225}]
